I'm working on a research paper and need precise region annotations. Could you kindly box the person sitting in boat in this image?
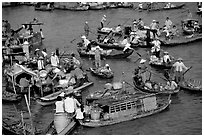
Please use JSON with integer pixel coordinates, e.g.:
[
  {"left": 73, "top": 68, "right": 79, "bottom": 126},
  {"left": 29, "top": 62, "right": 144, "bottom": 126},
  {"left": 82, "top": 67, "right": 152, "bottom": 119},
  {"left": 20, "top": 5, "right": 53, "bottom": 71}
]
[
  {"left": 144, "top": 80, "right": 153, "bottom": 90},
  {"left": 169, "top": 25, "right": 179, "bottom": 38},
  {"left": 100, "top": 15, "right": 107, "bottom": 29},
  {"left": 164, "top": 3, "right": 171, "bottom": 8},
  {"left": 51, "top": 52, "right": 59, "bottom": 68},
  {"left": 71, "top": 53, "right": 80, "bottom": 67},
  {"left": 163, "top": 51, "right": 171, "bottom": 64},
  {"left": 133, "top": 67, "right": 143, "bottom": 85},
  {"left": 165, "top": 80, "right": 178, "bottom": 90},
  {"left": 163, "top": 25, "right": 171, "bottom": 40},
  {"left": 71, "top": 65, "right": 86, "bottom": 88},
  {"left": 151, "top": 38, "right": 161, "bottom": 58},
  {"left": 123, "top": 42, "right": 133, "bottom": 53},
  {"left": 193, "top": 21, "right": 200, "bottom": 33},
  {"left": 114, "top": 24, "right": 122, "bottom": 33},
  {"left": 138, "top": 2, "right": 143, "bottom": 9},
  {"left": 137, "top": 18, "right": 145, "bottom": 30},
  {"left": 138, "top": 59, "right": 149, "bottom": 84},
  {"left": 97, "top": 35, "right": 103, "bottom": 43},
  {"left": 172, "top": 58, "right": 189, "bottom": 83},
  {"left": 100, "top": 64, "right": 112, "bottom": 73},
  {"left": 121, "top": 36, "right": 128, "bottom": 46},
  {"left": 81, "top": 35, "right": 91, "bottom": 52},
  {"left": 37, "top": 56, "right": 45, "bottom": 70}
]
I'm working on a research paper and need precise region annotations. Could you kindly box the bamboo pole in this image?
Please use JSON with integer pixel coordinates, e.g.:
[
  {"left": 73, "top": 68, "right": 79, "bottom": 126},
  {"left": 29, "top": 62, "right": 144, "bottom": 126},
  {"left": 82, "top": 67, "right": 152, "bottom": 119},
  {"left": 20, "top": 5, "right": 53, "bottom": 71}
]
[
  {"left": 28, "top": 86, "right": 31, "bottom": 106},
  {"left": 24, "top": 94, "right": 35, "bottom": 135},
  {"left": 20, "top": 111, "right": 26, "bottom": 135}
]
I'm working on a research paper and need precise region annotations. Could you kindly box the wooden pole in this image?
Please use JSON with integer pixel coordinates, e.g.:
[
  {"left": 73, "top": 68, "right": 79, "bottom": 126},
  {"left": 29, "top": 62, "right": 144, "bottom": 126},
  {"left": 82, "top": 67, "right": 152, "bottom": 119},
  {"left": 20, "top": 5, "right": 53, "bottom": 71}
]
[
  {"left": 28, "top": 86, "right": 31, "bottom": 106},
  {"left": 20, "top": 111, "right": 26, "bottom": 135},
  {"left": 24, "top": 94, "right": 35, "bottom": 135}
]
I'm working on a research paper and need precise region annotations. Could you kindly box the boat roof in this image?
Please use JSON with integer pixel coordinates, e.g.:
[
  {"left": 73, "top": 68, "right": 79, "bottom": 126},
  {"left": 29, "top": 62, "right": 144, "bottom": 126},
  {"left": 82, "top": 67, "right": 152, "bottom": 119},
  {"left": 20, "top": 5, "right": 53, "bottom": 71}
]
[{"left": 95, "top": 92, "right": 155, "bottom": 106}]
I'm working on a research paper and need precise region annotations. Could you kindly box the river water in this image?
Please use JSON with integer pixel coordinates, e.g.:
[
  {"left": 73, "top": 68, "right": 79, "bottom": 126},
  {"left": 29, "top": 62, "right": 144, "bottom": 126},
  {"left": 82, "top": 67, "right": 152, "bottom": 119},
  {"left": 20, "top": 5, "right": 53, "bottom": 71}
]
[{"left": 2, "top": 2, "right": 202, "bottom": 135}]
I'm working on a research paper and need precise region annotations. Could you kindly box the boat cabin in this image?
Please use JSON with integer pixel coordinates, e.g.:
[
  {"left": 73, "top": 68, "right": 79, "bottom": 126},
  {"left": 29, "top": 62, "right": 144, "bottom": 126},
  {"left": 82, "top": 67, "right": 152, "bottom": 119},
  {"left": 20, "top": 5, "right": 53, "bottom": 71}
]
[{"left": 86, "top": 92, "right": 158, "bottom": 121}]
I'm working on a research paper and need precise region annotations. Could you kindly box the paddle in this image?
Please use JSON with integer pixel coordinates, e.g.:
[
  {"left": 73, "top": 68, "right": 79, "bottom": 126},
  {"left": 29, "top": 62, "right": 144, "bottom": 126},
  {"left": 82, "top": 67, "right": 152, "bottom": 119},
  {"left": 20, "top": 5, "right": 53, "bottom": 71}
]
[{"left": 183, "top": 66, "right": 192, "bottom": 76}]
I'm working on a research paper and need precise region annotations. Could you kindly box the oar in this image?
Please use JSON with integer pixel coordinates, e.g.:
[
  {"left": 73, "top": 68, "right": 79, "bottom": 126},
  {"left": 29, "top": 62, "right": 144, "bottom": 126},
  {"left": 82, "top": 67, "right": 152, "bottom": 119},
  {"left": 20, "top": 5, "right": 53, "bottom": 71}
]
[{"left": 183, "top": 66, "right": 192, "bottom": 76}]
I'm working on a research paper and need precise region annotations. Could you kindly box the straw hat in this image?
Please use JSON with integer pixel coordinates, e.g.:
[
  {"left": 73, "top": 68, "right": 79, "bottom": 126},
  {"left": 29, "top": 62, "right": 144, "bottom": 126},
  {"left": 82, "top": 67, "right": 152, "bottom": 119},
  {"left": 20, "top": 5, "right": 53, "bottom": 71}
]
[
  {"left": 39, "top": 56, "right": 44, "bottom": 60},
  {"left": 35, "top": 48, "right": 40, "bottom": 51},
  {"left": 81, "top": 35, "right": 86, "bottom": 39},
  {"left": 140, "top": 59, "right": 146, "bottom": 64},
  {"left": 23, "top": 41, "right": 29, "bottom": 45},
  {"left": 152, "top": 20, "right": 156, "bottom": 22},
  {"left": 105, "top": 64, "right": 109, "bottom": 67},
  {"left": 177, "top": 57, "right": 183, "bottom": 61},
  {"left": 164, "top": 51, "right": 168, "bottom": 54}
]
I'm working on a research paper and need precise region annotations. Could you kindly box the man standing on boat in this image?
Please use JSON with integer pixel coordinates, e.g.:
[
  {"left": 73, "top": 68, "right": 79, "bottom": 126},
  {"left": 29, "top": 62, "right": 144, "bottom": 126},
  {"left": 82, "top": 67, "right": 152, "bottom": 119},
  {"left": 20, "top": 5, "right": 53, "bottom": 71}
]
[
  {"left": 172, "top": 58, "right": 189, "bottom": 83},
  {"left": 165, "top": 17, "right": 172, "bottom": 30},
  {"left": 100, "top": 15, "right": 107, "bottom": 28},
  {"left": 81, "top": 35, "right": 91, "bottom": 52},
  {"left": 22, "top": 40, "right": 30, "bottom": 61},
  {"left": 84, "top": 21, "right": 89, "bottom": 37},
  {"left": 151, "top": 38, "right": 161, "bottom": 58},
  {"left": 94, "top": 46, "right": 102, "bottom": 68},
  {"left": 51, "top": 52, "right": 59, "bottom": 67},
  {"left": 138, "top": 59, "right": 150, "bottom": 84}
]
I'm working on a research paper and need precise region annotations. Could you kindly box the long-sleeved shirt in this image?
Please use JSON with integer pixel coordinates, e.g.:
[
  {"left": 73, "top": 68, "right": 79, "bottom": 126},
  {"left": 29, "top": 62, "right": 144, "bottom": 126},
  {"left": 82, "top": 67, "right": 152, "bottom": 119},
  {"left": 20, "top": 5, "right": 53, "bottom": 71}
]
[
  {"left": 51, "top": 55, "right": 59, "bottom": 67},
  {"left": 64, "top": 97, "right": 75, "bottom": 113},
  {"left": 165, "top": 19, "right": 172, "bottom": 29},
  {"left": 55, "top": 101, "right": 64, "bottom": 113},
  {"left": 173, "top": 62, "right": 188, "bottom": 72},
  {"left": 83, "top": 38, "right": 90, "bottom": 47},
  {"left": 163, "top": 55, "right": 171, "bottom": 63}
]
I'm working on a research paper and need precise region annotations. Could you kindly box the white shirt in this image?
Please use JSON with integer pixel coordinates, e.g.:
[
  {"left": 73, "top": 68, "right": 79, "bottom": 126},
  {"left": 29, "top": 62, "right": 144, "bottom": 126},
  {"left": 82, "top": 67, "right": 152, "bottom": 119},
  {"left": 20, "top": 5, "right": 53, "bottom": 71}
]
[
  {"left": 51, "top": 55, "right": 59, "bottom": 67},
  {"left": 123, "top": 43, "right": 132, "bottom": 51},
  {"left": 76, "top": 108, "right": 84, "bottom": 120},
  {"left": 83, "top": 38, "right": 90, "bottom": 47},
  {"left": 64, "top": 97, "right": 75, "bottom": 113},
  {"left": 115, "top": 26, "right": 122, "bottom": 32},
  {"left": 37, "top": 59, "right": 44, "bottom": 70},
  {"left": 121, "top": 38, "right": 128, "bottom": 46},
  {"left": 42, "top": 51, "right": 47, "bottom": 57},
  {"left": 173, "top": 61, "right": 188, "bottom": 72},
  {"left": 163, "top": 55, "right": 171, "bottom": 63},
  {"left": 165, "top": 19, "right": 172, "bottom": 29},
  {"left": 152, "top": 40, "right": 161, "bottom": 51},
  {"left": 55, "top": 101, "right": 64, "bottom": 113}
]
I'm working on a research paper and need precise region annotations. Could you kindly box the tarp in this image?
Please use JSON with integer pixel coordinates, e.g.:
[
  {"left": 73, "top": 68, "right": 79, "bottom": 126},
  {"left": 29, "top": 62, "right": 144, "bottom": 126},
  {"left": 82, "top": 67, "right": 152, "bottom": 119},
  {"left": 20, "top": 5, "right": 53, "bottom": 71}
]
[{"left": 142, "top": 96, "right": 157, "bottom": 111}]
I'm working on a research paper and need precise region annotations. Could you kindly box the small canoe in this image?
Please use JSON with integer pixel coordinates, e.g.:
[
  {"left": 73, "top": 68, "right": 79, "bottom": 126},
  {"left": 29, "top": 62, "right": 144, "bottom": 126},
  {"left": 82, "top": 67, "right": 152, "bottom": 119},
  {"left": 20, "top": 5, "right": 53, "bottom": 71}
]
[
  {"left": 77, "top": 48, "right": 134, "bottom": 59},
  {"left": 117, "top": 3, "right": 133, "bottom": 8},
  {"left": 133, "top": 80, "right": 180, "bottom": 94},
  {"left": 179, "top": 79, "right": 202, "bottom": 92},
  {"left": 160, "top": 33, "right": 202, "bottom": 47},
  {"left": 54, "top": 5, "right": 89, "bottom": 11},
  {"left": 89, "top": 67, "right": 114, "bottom": 79},
  {"left": 35, "top": 6, "right": 53, "bottom": 11},
  {"left": 143, "top": 3, "right": 185, "bottom": 11},
  {"left": 2, "top": 90, "right": 22, "bottom": 103},
  {"left": 97, "top": 28, "right": 123, "bottom": 36},
  {"left": 92, "top": 41, "right": 125, "bottom": 50},
  {"left": 44, "top": 114, "right": 77, "bottom": 135},
  {"left": 89, "top": 5, "right": 107, "bottom": 10},
  {"left": 36, "top": 82, "right": 94, "bottom": 106}
]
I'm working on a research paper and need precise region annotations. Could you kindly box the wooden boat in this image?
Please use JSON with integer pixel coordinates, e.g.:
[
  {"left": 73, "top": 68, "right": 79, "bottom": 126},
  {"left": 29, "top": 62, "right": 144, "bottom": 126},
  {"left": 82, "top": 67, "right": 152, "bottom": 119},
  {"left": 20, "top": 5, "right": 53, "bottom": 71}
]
[
  {"left": 43, "top": 114, "right": 77, "bottom": 135},
  {"left": 77, "top": 48, "right": 134, "bottom": 59},
  {"left": 89, "top": 5, "right": 107, "bottom": 10},
  {"left": 133, "top": 80, "right": 180, "bottom": 94},
  {"left": 91, "top": 41, "right": 125, "bottom": 50},
  {"left": 89, "top": 67, "right": 114, "bottom": 79},
  {"left": 159, "top": 33, "right": 202, "bottom": 47},
  {"left": 181, "top": 19, "right": 200, "bottom": 35},
  {"left": 117, "top": 2, "right": 133, "bottom": 8},
  {"left": 80, "top": 91, "right": 171, "bottom": 127},
  {"left": 2, "top": 90, "right": 22, "bottom": 103},
  {"left": 97, "top": 27, "right": 123, "bottom": 36},
  {"left": 142, "top": 3, "right": 185, "bottom": 11},
  {"left": 179, "top": 79, "right": 202, "bottom": 92},
  {"left": 54, "top": 5, "right": 89, "bottom": 11},
  {"left": 36, "top": 82, "right": 94, "bottom": 106},
  {"left": 34, "top": 2, "right": 54, "bottom": 11},
  {"left": 149, "top": 58, "right": 174, "bottom": 69},
  {"left": 35, "top": 6, "right": 53, "bottom": 11},
  {"left": 2, "top": 116, "right": 32, "bottom": 135}
]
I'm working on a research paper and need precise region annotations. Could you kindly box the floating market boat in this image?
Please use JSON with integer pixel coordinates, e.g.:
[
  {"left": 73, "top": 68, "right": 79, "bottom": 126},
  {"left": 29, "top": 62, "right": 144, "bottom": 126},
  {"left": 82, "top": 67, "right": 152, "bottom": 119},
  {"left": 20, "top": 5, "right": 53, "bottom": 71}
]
[
  {"left": 88, "top": 4, "right": 107, "bottom": 10},
  {"left": 159, "top": 33, "right": 202, "bottom": 47},
  {"left": 97, "top": 27, "right": 123, "bottom": 36},
  {"left": 77, "top": 48, "right": 134, "bottom": 59},
  {"left": 36, "top": 82, "right": 94, "bottom": 106},
  {"left": 179, "top": 79, "right": 202, "bottom": 92},
  {"left": 2, "top": 90, "right": 22, "bottom": 103},
  {"left": 133, "top": 80, "right": 180, "bottom": 95},
  {"left": 80, "top": 91, "right": 171, "bottom": 127},
  {"left": 89, "top": 67, "right": 114, "bottom": 79},
  {"left": 142, "top": 3, "right": 185, "bottom": 11},
  {"left": 117, "top": 2, "right": 133, "bottom": 8},
  {"left": 149, "top": 57, "right": 174, "bottom": 69},
  {"left": 44, "top": 114, "right": 77, "bottom": 135},
  {"left": 181, "top": 19, "right": 201, "bottom": 35},
  {"left": 90, "top": 41, "right": 125, "bottom": 50}
]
